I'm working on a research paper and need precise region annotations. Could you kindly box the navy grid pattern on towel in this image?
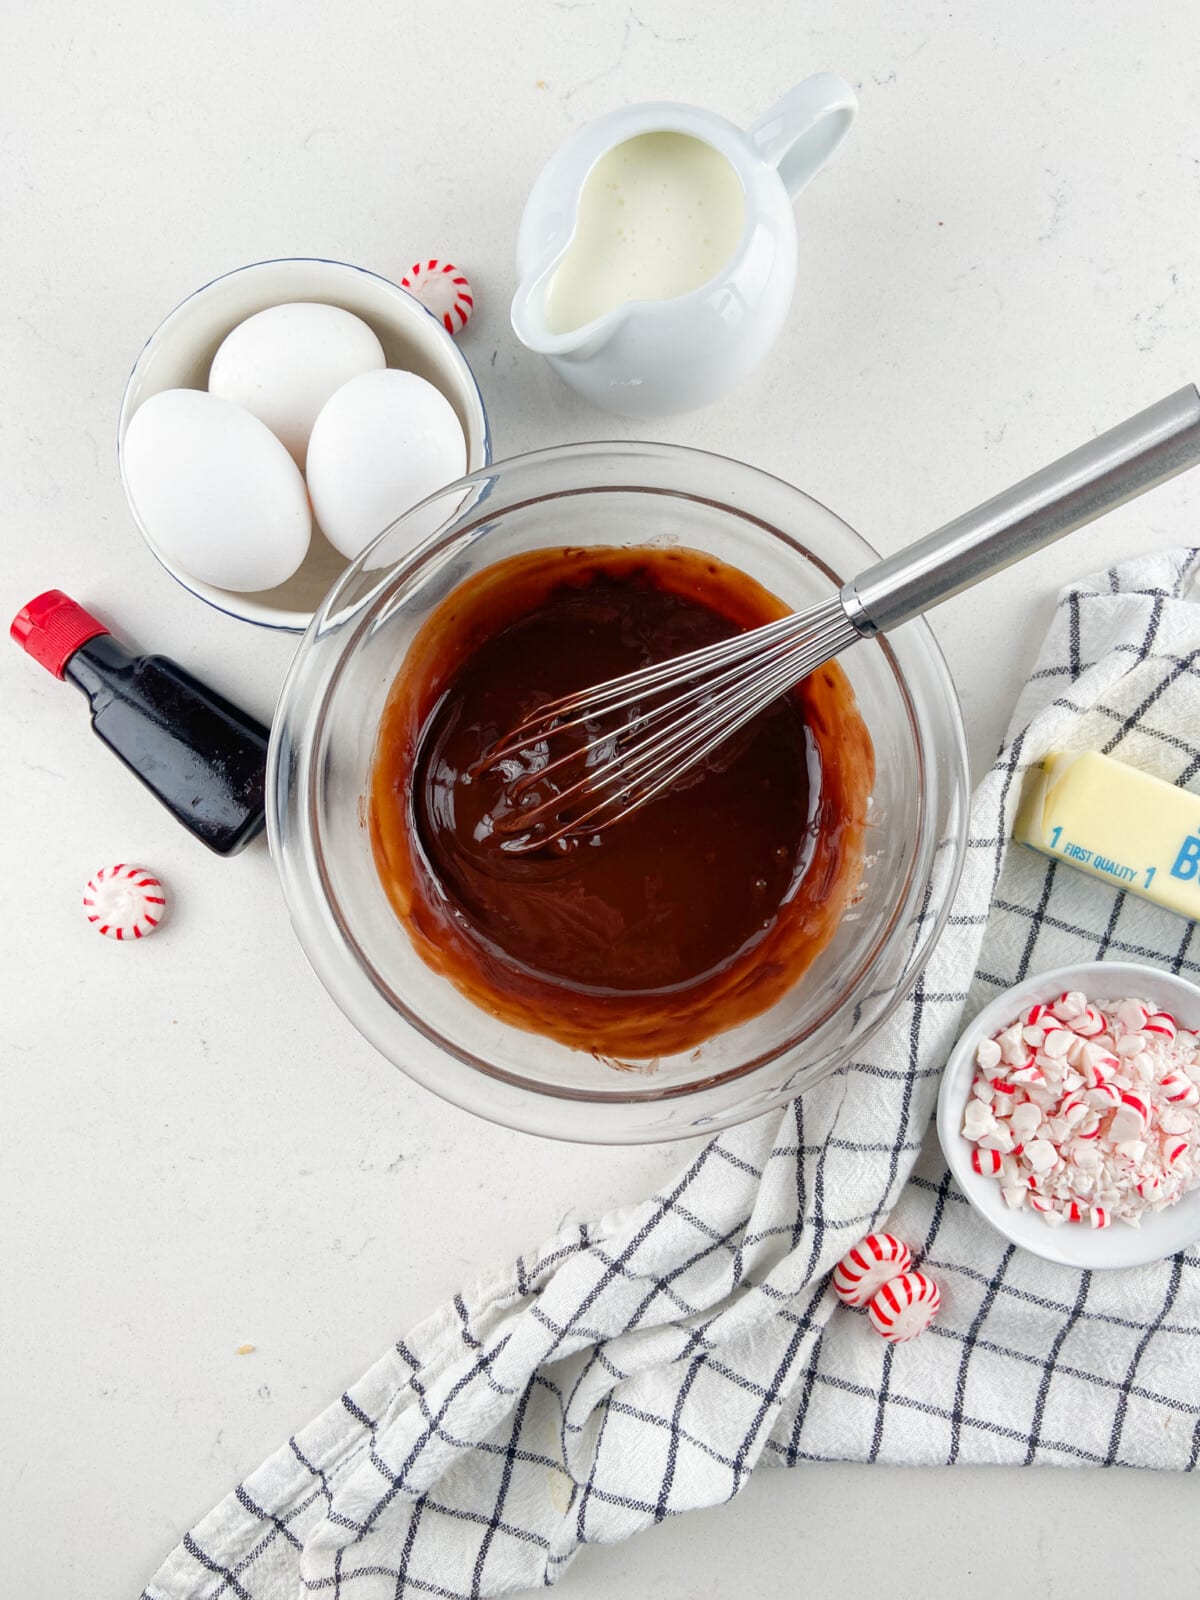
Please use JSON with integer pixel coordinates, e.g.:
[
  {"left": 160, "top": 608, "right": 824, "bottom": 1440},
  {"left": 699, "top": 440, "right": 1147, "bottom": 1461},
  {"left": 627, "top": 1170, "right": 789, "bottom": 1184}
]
[{"left": 145, "top": 548, "right": 1200, "bottom": 1600}]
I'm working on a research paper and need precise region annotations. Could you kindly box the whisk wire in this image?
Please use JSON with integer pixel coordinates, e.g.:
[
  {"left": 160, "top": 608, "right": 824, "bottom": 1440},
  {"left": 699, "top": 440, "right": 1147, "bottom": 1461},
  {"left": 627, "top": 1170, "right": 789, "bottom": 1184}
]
[
  {"left": 489, "top": 605, "right": 830, "bottom": 761},
  {"left": 593, "top": 621, "right": 852, "bottom": 804},
  {"left": 492, "top": 597, "right": 859, "bottom": 850}
]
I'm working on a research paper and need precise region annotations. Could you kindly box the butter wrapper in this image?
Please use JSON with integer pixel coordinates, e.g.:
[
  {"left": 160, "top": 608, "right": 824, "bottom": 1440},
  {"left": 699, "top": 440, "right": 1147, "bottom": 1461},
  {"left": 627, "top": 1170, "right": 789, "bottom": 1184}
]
[{"left": 1014, "top": 750, "right": 1200, "bottom": 922}]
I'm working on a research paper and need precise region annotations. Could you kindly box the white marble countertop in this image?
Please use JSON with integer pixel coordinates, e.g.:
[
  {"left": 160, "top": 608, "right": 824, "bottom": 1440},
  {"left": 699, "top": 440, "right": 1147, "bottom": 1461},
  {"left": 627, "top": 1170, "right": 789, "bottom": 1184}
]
[{"left": 3, "top": 2, "right": 1198, "bottom": 1595}]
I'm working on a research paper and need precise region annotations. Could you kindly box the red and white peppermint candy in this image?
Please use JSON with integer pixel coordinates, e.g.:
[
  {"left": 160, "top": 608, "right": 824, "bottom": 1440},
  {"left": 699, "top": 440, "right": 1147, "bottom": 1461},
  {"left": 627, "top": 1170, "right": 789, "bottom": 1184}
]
[
  {"left": 1163, "top": 1136, "right": 1190, "bottom": 1167},
  {"left": 1160, "top": 1072, "right": 1199, "bottom": 1107},
  {"left": 400, "top": 258, "right": 474, "bottom": 334},
  {"left": 1083, "top": 1049, "right": 1119, "bottom": 1086},
  {"left": 1108, "top": 1091, "right": 1150, "bottom": 1143},
  {"left": 975, "top": 1036, "right": 1002, "bottom": 1073},
  {"left": 1114, "top": 998, "right": 1149, "bottom": 1032},
  {"left": 1072, "top": 1005, "right": 1106, "bottom": 1037},
  {"left": 972, "top": 1148, "right": 1003, "bottom": 1176},
  {"left": 1086, "top": 1082, "right": 1121, "bottom": 1109},
  {"left": 1011, "top": 1062, "right": 1046, "bottom": 1085},
  {"left": 1052, "top": 990, "right": 1087, "bottom": 1022},
  {"left": 1143, "top": 1012, "right": 1177, "bottom": 1042},
  {"left": 867, "top": 1271, "right": 941, "bottom": 1343},
  {"left": 832, "top": 1233, "right": 912, "bottom": 1307},
  {"left": 83, "top": 863, "right": 167, "bottom": 940},
  {"left": 1029, "top": 1195, "right": 1067, "bottom": 1225}
]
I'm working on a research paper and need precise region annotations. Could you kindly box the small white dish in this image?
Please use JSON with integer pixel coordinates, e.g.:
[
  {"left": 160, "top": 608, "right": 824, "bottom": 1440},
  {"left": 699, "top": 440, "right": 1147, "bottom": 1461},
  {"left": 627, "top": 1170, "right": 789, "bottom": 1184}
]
[
  {"left": 118, "top": 257, "right": 492, "bottom": 632},
  {"left": 937, "top": 960, "right": 1200, "bottom": 1270}
]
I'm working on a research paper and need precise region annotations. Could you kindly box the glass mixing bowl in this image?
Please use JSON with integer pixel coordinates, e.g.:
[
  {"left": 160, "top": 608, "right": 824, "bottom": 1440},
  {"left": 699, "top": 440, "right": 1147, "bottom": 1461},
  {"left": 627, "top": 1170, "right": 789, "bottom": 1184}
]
[{"left": 268, "top": 442, "right": 970, "bottom": 1142}]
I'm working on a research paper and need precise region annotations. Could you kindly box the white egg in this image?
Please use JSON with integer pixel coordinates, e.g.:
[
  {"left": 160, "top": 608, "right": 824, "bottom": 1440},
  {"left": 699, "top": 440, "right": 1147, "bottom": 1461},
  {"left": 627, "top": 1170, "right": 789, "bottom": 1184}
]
[
  {"left": 305, "top": 369, "right": 467, "bottom": 561},
  {"left": 123, "top": 389, "right": 312, "bottom": 592},
  {"left": 208, "top": 302, "right": 386, "bottom": 468}
]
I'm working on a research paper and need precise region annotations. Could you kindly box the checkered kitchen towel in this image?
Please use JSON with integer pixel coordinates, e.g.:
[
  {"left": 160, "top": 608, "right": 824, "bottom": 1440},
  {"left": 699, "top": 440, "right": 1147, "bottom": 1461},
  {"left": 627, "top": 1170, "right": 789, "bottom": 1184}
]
[{"left": 146, "top": 548, "right": 1200, "bottom": 1600}]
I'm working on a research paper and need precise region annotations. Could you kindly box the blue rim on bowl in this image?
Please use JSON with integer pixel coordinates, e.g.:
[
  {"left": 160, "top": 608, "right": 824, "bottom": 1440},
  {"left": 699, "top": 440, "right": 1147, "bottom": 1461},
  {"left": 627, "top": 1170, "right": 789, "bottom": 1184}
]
[
  {"left": 117, "top": 256, "right": 492, "bottom": 632},
  {"left": 937, "top": 960, "right": 1200, "bottom": 1269}
]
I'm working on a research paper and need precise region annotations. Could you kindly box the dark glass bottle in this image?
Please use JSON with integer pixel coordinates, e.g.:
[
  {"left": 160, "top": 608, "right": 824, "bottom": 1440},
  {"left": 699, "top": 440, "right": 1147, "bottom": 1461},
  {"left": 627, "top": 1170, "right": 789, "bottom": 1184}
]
[{"left": 11, "top": 589, "right": 269, "bottom": 856}]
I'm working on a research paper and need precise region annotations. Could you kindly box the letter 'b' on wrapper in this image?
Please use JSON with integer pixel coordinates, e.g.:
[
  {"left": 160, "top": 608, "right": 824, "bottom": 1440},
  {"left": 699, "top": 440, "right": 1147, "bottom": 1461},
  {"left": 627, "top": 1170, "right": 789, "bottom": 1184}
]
[
  {"left": 1014, "top": 751, "right": 1200, "bottom": 923},
  {"left": 1175, "top": 833, "right": 1200, "bottom": 882}
]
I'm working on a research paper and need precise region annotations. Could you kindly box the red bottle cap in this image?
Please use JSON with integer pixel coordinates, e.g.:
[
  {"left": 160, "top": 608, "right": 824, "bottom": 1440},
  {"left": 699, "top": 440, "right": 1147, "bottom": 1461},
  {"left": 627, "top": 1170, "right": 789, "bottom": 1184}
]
[{"left": 10, "top": 589, "right": 110, "bottom": 678}]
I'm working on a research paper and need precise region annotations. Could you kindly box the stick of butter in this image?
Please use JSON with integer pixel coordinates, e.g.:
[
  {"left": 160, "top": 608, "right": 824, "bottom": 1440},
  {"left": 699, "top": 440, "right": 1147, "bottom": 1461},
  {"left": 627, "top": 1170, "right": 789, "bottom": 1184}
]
[{"left": 1014, "top": 750, "right": 1200, "bottom": 921}]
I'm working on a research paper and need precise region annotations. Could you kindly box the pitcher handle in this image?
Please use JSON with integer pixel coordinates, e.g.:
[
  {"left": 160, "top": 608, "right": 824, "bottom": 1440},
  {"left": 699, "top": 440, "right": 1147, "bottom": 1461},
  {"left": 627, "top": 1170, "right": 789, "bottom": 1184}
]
[{"left": 750, "top": 73, "right": 858, "bottom": 200}]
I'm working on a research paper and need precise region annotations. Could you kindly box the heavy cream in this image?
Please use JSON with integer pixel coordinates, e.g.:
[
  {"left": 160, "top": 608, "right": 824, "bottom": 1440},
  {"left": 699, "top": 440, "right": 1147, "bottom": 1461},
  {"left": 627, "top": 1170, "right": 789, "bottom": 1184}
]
[{"left": 543, "top": 132, "right": 745, "bottom": 334}]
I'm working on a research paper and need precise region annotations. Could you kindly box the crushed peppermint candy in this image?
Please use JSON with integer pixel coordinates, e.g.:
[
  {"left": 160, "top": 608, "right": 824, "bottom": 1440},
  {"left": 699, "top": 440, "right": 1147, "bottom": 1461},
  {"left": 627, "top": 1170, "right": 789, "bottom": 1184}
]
[{"left": 962, "top": 991, "right": 1200, "bottom": 1228}]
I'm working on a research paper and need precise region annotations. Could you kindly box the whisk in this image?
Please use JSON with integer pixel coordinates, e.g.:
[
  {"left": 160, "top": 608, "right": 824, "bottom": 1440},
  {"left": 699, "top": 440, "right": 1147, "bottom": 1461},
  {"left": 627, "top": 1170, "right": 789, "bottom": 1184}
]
[{"left": 487, "top": 386, "right": 1200, "bottom": 851}]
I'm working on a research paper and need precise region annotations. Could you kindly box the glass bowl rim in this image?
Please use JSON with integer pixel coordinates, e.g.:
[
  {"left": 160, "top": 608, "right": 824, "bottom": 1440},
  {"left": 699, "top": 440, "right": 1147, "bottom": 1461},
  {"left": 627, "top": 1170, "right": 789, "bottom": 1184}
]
[{"left": 268, "top": 440, "right": 971, "bottom": 1140}]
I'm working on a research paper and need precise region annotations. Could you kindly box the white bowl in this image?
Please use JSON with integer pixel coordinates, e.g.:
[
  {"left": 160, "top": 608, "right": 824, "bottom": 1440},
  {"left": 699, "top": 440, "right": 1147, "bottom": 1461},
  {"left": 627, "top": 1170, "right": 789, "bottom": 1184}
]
[
  {"left": 937, "top": 960, "right": 1200, "bottom": 1270},
  {"left": 118, "top": 257, "right": 492, "bottom": 631}
]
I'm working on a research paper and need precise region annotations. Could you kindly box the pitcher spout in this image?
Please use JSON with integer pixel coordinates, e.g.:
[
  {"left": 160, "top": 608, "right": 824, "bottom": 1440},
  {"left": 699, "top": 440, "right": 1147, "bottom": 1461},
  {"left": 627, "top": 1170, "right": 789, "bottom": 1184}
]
[{"left": 511, "top": 258, "right": 621, "bottom": 361}]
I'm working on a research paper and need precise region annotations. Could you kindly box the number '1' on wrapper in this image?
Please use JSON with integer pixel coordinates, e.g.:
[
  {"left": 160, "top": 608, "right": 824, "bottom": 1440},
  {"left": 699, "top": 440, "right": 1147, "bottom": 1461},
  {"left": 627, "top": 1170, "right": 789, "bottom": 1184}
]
[{"left": 1014, "top": 750, "right": 1200, "bottom": 922}]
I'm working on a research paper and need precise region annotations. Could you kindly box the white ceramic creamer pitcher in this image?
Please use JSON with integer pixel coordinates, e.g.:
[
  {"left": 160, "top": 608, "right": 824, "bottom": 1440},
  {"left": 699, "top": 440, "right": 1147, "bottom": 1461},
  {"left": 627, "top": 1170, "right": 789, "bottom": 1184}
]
[{"left": 511, "top": 75, "right": 856, "bottom": 419}]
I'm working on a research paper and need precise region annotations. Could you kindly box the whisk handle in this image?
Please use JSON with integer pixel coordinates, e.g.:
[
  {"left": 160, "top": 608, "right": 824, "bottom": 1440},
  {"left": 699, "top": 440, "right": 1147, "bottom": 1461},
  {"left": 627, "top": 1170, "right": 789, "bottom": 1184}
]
[{"left": 841, "top": 384, "right": 1200, "bottom": 636}]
